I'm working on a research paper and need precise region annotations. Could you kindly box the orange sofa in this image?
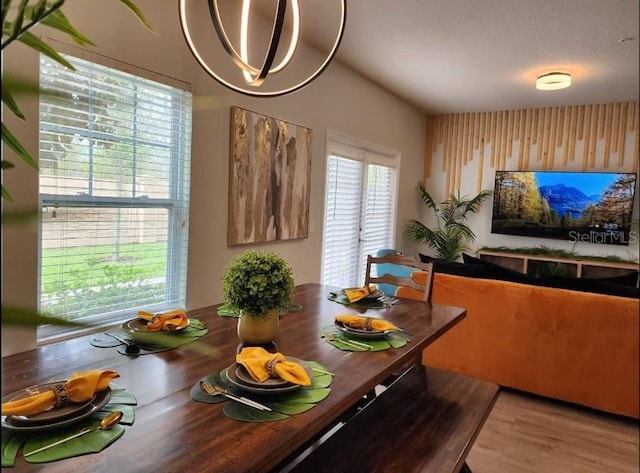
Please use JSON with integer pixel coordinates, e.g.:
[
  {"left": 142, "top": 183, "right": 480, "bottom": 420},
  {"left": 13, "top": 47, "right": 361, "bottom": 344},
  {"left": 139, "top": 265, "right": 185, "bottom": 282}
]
[{"left": 422, "top": 273, "right": 639, "bottom": 418}]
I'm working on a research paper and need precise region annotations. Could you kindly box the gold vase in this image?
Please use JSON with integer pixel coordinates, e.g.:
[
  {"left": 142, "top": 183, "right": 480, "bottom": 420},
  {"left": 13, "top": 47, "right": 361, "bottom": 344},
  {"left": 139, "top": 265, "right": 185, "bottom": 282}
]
[{"left": 237, "top": 309, "right": 279, "bottom": 344}]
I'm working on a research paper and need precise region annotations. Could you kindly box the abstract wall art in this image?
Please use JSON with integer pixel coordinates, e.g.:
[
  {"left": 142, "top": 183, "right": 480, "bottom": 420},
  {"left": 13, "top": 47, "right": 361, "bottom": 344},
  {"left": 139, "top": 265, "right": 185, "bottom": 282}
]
[{"left": 228, "top": 106, "right": 312, "bottom": 246}]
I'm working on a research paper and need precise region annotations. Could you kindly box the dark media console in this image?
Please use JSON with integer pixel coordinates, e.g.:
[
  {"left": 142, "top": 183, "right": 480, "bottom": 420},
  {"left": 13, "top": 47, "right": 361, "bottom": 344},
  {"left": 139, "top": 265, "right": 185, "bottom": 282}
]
[{"left": 476, "top": 249, "right": 638, "bottom": 281}]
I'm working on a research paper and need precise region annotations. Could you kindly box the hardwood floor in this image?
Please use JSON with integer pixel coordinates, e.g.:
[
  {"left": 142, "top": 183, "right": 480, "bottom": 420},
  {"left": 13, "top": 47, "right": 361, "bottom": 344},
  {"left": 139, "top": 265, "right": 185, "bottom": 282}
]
[{"left": 466, "top": 389, "right": 639, "bottom": 473}]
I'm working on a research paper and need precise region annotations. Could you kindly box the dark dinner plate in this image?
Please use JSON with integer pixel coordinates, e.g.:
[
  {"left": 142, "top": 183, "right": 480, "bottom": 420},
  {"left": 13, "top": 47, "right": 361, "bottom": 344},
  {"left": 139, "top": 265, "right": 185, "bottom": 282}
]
[
  {"left": 1, "top": 387, "right": 112, "bottom": 432},
  {"left": 334, "top": 321, "right": 396, "bottom": 339},
  {"left": 121, "top": 317, "right": 188, "bottom": 333},
  {"left": 2, "top": 381, "right": 95, "bottom": 425},
  {"left": 225, "top": 357, "right": 312, "bottom": 394}
]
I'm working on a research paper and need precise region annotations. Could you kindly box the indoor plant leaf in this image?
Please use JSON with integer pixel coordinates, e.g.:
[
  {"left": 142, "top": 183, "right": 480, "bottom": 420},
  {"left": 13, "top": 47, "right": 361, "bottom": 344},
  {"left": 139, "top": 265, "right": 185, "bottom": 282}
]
[
  {"left": 1, "top": 81, "right": 25, "bottom": 119},
  {"left": 1, "top": 305, "right": 87, "bottom": 327},
  {"left": 114, "top": 0, "right": 155, "bottom": 32},
  {"left": 1, "top": 122, "right": 38, "bottom": 169},
  {"left": 405, "top": 182, "right": 491, "bottom": 262},
  {"left": 16, "top": 30, "right": 76, "bottom": 70},
  {"left": 37, "top": 9, "right": 95, "bottom": 46},
  {"left": 0, "top": 207, "right": 39, "bottom": 225}
]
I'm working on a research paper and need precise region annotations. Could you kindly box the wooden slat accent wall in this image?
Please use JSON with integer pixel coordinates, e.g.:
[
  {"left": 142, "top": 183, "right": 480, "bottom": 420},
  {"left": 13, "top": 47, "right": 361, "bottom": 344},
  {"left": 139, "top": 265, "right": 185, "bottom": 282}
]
[{"left": 424, "top": 101, "right": 639, "bottom": 195}]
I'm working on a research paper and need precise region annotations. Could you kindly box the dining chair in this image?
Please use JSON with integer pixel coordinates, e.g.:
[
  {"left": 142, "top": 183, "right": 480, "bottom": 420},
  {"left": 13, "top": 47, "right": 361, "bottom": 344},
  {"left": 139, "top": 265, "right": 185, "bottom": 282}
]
[
  {"left": 358, "top": 253, "right": 436, "bottom": 402},
  {"left": 364, "top": 253, "right": 435, "bottom": 303}
]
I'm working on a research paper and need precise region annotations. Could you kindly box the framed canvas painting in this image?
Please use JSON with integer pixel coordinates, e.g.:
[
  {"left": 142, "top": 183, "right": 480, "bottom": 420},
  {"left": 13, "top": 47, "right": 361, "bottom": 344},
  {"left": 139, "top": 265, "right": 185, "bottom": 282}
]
[{"left": 228, "top": 106, "right": 312, "bottom": 246}]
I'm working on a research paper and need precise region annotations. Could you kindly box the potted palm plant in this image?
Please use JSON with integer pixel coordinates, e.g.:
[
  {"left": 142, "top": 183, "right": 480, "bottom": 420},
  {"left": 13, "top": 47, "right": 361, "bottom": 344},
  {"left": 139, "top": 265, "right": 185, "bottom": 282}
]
[
  {"left": 222, "top": 250, "right": 295, "bottom": 344},
  {"left": 405, "top": 181, "right": 491, "bottom": 262}
]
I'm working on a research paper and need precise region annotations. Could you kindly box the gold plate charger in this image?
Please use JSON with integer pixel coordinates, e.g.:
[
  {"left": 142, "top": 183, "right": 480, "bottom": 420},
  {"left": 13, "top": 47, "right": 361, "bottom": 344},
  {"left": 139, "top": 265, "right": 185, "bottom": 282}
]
[
  {"left": 1, "top": 387, "right": 112, "bottom": 432},
  {"left": 226, "top": 357, "right": 313, "bottom": 394},
  {"left": 121, "top": 317, "right": 189, "bottom": 333},
  {"left": 334, "top": 321, "right": 397, "bottom": 339},
  {"left": 2, "top": 381, "right": 95, "bottom": 425}
]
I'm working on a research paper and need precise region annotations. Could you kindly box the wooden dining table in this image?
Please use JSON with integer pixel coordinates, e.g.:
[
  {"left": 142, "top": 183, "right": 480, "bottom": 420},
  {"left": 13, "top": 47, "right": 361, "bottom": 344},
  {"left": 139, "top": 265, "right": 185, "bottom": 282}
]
[{"left": 1, "top": 283, "right": 467, "bottom": 473}]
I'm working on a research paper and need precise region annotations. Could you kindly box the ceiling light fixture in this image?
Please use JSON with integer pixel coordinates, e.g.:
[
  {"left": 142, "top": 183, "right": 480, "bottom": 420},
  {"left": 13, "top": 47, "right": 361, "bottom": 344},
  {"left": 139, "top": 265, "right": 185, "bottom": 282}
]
[
  {"left": 179, "top": 0, "right": 347, "bottom": 97},
  {"left": 535, "top": 72, "right": 572, "bottom": 91}
]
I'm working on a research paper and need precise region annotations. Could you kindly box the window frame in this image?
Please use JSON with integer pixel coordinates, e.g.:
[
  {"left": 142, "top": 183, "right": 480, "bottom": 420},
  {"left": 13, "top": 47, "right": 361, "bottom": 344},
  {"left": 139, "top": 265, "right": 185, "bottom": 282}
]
[
  {"left": 37, "top": 52, "right": 193, "bottom": 341},
  {"left": 321, "top": 130, "right": 400, "bottom": 287}
]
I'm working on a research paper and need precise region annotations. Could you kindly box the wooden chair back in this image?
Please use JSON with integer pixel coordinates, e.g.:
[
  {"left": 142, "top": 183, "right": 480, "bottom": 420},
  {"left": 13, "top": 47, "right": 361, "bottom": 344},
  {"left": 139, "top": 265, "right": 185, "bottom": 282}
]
[{"left": 364, "top": 254, "right": 435, "bottom": 302}]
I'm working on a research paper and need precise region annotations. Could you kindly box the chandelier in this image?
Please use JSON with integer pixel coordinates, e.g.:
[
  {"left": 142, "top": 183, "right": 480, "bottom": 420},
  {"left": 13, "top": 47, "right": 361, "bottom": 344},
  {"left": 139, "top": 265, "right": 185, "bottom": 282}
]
[{"left": 179, "top": 0, "right": 347, "bottom": 97}]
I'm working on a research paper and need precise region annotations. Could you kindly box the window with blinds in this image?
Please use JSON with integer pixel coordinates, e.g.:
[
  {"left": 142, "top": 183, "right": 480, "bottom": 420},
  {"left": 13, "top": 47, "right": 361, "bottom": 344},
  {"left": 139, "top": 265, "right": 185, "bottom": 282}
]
[
  {"left": 321, "top": 137, "right": 399, "bottom": 288},
  {"left": 38, "top": 54, "right": 193, "bottom": 340}
]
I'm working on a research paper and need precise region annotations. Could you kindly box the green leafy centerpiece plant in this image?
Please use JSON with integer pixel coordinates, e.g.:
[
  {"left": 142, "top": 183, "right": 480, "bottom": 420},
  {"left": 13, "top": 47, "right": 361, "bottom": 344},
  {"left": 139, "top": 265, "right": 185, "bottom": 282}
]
[
  {"left": 222, "top": 250, "right": 295, "bottom": 345},
  {"left": 405, "top": 181, "right": 491, "bottom": 262}
]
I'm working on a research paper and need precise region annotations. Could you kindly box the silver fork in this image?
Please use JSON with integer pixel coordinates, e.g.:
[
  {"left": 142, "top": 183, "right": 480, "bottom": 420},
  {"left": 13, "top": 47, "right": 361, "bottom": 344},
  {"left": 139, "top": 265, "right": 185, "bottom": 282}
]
[
  {"left": 379, "top": 295, "right": 400, "bottom": 308},
  {"left": 199, "top": 380, "right": 271, "bottom": 411}
]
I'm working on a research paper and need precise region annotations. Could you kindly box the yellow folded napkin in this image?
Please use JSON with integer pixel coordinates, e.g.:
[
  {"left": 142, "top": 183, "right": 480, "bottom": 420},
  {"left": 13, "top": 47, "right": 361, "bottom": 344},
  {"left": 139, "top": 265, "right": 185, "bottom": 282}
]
[
  {"left": 343, "top": 285, "right": 377, "bottom": 303},
  {"left": 138, "top": 309, "right": 189, "bottom": 331},
  {"left": 335, "top": 314, "right": 400, "bottom": 332},
  {"left": 1, "top": 369, "right": 119, "bottom": 417},
  {"left": 236, "top": 347, "right": 311, "bottom": 386}
]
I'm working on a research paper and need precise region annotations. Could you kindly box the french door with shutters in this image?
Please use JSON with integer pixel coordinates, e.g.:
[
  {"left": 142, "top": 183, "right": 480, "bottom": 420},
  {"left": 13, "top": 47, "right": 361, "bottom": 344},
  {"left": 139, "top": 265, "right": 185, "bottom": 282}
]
[{"left": 321, "top": 135, "right": 399, "bottom": 288}]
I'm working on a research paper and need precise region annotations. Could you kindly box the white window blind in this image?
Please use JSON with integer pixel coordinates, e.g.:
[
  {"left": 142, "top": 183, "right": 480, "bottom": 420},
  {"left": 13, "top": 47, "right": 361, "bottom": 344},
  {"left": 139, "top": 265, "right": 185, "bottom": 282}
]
[
  {"left": 38, "top": 54, "right": 192, "bottom": 339},
  {"left": 360, "top": 163, "right": 397, "bottom": 273},
  {"left": 322, "top": 156, "right": 363, "bottom": 286},
  {"left": 321, "top": 138, "right": 399, "bottom": 288}
]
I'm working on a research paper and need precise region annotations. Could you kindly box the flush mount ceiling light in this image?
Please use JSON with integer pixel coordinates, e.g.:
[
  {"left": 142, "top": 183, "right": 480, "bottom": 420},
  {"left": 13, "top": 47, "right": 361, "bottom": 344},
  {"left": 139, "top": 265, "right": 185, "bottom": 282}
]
[
  {"left": 535, "top": 72, "right": 572, "bottom": 91},
  {"left": 179, "top": 0, "right": 347, "bottom": 97}
]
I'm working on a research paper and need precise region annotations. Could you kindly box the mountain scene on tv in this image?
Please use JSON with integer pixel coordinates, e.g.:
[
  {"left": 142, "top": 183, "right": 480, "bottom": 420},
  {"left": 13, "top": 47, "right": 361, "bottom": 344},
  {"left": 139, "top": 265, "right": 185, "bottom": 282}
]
[{"left": 492, "top": 171, "right": 637, "bottom": 245}]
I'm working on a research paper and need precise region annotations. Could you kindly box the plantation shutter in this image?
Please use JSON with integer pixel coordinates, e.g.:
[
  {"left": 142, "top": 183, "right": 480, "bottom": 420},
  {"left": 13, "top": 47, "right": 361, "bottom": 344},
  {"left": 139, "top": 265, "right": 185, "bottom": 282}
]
[
  {"left": 321, "top": 138, "right": 398, "bottom": 288},
  {"left": 38, "top": 53, "right": 192, "bottom": 339},
  {"left": 359, "top": 160, "right": 398, "bottom": 277},
  {"left": 321, "top": 153, "right": 364, "bottom": 286}
]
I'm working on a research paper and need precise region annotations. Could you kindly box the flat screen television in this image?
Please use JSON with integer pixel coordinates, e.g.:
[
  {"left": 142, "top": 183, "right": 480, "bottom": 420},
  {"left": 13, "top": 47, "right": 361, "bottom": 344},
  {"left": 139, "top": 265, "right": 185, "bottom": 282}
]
[{"left": 491, "top": 171, "right": 638, "bottom": 246}]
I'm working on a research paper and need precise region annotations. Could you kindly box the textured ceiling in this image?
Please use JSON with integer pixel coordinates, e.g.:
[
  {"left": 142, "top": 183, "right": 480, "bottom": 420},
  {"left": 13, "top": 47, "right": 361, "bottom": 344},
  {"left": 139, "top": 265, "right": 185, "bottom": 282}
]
[{"left": 298, "top": 0, "right": 639, "bottom": 114}]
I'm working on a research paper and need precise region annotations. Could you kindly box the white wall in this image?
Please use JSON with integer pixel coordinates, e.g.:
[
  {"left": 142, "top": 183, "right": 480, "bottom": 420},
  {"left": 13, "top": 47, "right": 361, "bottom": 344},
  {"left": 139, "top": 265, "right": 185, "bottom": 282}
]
[{"left": 1, "top": 0, "right": 426, "bottom": 355}]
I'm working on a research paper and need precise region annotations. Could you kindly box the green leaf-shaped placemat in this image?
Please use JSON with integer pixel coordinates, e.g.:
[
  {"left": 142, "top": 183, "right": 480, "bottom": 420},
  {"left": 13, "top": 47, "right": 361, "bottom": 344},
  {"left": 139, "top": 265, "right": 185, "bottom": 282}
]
[
  {"left": 386, "top": 331, "right": 412, "bottom": 348},
  {"left": 321, "top": 326, "right": 411, "bottom": 352},
  {"left": 3, "top": 385, "right": 137, "bottom": 465},
  {"left": 191, "top": 361, "right": 333, "bottom": 422},
  {"left": 1, "top": 431, "right": 27, "bottom": 467},
  {"left": 126, "top": 319, "right": 208, "bottom": 347},
  {"left": 91, "top": 319, "right": 208, "bottom": 355},
  {"left": 327, "top": 292, "right": 385, "bottom": 309},
  {"left": 223, "top": 403, "right": 289, "bottom": 422},
  {"left": 23, "top": 414, "right": 125, "bottom": 463},
  {"left": 100, "top": 404, "right": 135, "bottom": 425},
  {"left": 108, "top": 385, "right": 138, "bottom": 405}
]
